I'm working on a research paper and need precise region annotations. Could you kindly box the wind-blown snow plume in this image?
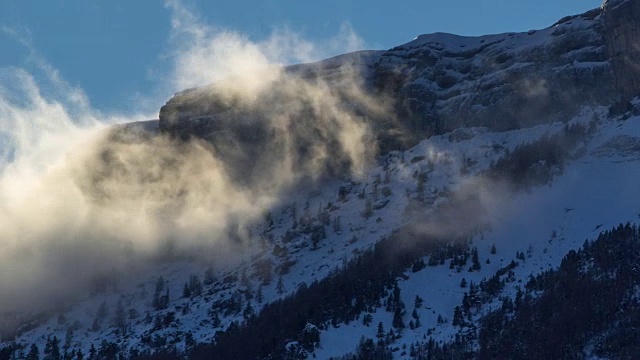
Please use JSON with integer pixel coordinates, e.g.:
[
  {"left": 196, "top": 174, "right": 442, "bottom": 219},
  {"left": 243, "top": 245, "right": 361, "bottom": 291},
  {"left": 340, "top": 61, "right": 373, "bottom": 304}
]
[{"left": 0, "top": 0, "right": 380, "bottom": 327}]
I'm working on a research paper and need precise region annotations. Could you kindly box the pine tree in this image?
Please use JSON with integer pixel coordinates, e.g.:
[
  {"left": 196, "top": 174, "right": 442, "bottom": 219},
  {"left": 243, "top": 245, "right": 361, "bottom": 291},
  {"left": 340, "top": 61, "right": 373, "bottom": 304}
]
[
  {"left": 43, "top": 336, "right": 61, "bottom": 360},
  {"left": 243, "top": 301, "right": 254, "bottom": 319},
  {"left": 184, "top": 332, "right": 196, "bottom": 352},
  {"left": 362, "top": 197, "right": 373, "bottom": 219},
  {"left": 182, "top": 283, "right": 191, "bottom": 298},
  {"left": 211, "top": 311, "right": 222, "bottom": 327},
  {"left": 276, "top": 276, "right": 285, "bottom": 294},
  {"left": 114, "top": 299, "right": 126, "bottom": 334},
  {"left": 256, "top": 285, "right": 264, "bottom": 303},
  {"left": 410, "top": 343, "right": 417, "bottom": 357},
  {"left": 387, "top": 328, "right": 396, "bottom": 343},
  {"left": 471, "top": 247, "right": 481, "bottom": 271},
  {"left": 332, "top": 216, "right": 342, "bottom": 234},
  {"left": 515, "top": 286, "right": 524, "bottom": 310},
  {"left": 97, "top": 340, "right": 118, "bottom": 360},
  {"left": 26, "top": 344, "right": 39, "bottom": 360},
  {"left": 152, "top": 276, "right": 165, "bottom": 310},
  {"left": 62, "top": 329, "right": 73, "bottom": 358},
  {"left": 414, "top": 295, "right": 424, "bottom": 309},
  {"left": 392, "top": 284, "right": 401, "bottom": 307},
  {"left": 376, "top": 322, "right": 385, "bottom": 345},
  {"left": 264, "top": 211, "right": 274, "bottom": 229},
  {"left": 363, "top": 313, "right": 373, "bottom": 326},
  {"left": 91, "top": 302, "right": 108, "bottom": 332},
  {"left": 290, "top": 202, "right": 298, "bottom": 229},
  {"left": 356, "top": 337, "right": 376, "bottom": 359},
  {"left": 204, "top": 266, "right": 216, "bottom": 285},
  {"left": 189, "top": 275, "right": 203, "bottom": 296},
  {"left": 240, "top": 269, "right": 249, "bottom": 287},
  {"left": 416, "top": 172, "right": 426, "bottom": 199},
  {"left": 152, "top": 276, "right": 169, "bottom": 310},
  {"left": 393, "top": 308, "right": 405, "bottom": 329},
  {"left": 452, "top": 306, "right": 464, "bottom": 327}
]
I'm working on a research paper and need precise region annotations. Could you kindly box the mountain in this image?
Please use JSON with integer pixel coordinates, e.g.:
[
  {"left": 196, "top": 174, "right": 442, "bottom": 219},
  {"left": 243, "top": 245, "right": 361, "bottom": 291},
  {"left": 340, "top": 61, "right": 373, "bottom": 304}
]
[
  {"left": 158, "top": 0, "right": 638, "bottom": 168},
  {"left": 3, "top": 1, "right": 640, "bottom": 359}
]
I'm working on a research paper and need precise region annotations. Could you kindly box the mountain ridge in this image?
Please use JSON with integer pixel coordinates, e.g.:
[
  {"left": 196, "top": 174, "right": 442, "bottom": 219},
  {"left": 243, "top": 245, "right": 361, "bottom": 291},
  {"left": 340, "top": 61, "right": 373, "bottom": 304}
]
[
  {"left": 3, "top": 2, "right": 640, "bottom": 359},
  {"left": 156, "top": 1, "right": 639, "bottom": 194}
]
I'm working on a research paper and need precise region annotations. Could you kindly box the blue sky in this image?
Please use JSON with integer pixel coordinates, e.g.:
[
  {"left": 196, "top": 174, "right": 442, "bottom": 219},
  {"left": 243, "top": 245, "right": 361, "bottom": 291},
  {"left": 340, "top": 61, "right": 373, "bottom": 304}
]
[{"left": 0, "top": 0, "right": 601, "bottom": 115}]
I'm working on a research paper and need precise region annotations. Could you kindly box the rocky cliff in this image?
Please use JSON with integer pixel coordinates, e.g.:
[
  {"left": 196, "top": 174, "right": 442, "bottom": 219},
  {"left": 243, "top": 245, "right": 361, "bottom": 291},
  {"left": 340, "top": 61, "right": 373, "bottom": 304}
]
[
  {"left": 158, "top": 1, "right": 640, "bottom": 183},
  {"left": 603, "top": 0, "right": 640, "bottom": 99}
]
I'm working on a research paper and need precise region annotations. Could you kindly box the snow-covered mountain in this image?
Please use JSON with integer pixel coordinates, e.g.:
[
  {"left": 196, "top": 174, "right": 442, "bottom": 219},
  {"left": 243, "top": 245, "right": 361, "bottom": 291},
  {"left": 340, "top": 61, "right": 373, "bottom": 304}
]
[
  {"left": 2, "top": 1, "right": 640, "bottom": 359},
  {"left": 159, "top": 0, "right": 639, "bottom": 158}
]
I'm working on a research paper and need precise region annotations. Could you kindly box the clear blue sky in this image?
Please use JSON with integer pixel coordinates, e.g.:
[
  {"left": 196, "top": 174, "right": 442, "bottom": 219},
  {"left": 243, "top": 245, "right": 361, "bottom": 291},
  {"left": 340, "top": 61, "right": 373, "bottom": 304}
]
[{"left": 0, "top": 0, "right": 602, "bottom": 115}]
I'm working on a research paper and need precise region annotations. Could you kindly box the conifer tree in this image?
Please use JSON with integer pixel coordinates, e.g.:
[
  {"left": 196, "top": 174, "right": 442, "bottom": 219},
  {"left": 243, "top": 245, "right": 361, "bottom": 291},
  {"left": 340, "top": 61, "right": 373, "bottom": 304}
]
[
  {"left": 114, "top": 299, "right": 127, "bottom": 334},
  {"left": 256, "top": 285, "right": 263, "bottom": 303},
  {"left": 26, "top": 344, "right": 39, "bottom": 360},
  {"left": 182, "top": 283, "right": 191, "bottom": 298},
  {"left": 204, "top": 266, "right": 216, "bottom": 285},
  {"left": 43, "top": 336, "right": 61, "bottom": 360},
  {"left": 276, "top": 276, "right": 285, "bottom": 294},
  {"left": 393, "top": 308, "right": 405, "bottom": 329},
  {"left": 376, "top": 322, "right": 385, "bottom": 345},
  {"left": 452, "top": 306, "right": 464, "bottom": 327}
]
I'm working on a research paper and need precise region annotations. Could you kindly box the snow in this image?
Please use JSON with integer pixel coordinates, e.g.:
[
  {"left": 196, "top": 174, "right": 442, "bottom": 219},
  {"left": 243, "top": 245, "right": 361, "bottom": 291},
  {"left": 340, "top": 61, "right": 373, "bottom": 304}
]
[
  {"left": 399, "top": 8, "right": 599, "bottom": 57},
  {"left": 603, "top": 0, "right": 632, "bottom": 11},
  {"left": 6, "top": 104, "right": 640, "bottom": 359},
  {"left": 312, "top": 111, "right": 640, "bottom": 358}
]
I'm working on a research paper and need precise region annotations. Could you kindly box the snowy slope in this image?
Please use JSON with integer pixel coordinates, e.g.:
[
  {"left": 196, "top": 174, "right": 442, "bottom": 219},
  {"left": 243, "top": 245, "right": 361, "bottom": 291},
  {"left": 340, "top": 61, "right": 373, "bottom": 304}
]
[
  {"left": 314, "top": 108, "right": 640, "bottom": 359},
  {"left": 7, "top": 101, "right": 640, "bottom": 359}
]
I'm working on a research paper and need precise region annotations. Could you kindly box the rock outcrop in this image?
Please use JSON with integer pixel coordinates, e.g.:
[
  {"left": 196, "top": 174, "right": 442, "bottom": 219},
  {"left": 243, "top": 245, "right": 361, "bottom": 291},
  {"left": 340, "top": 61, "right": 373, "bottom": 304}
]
[
  {"left": 603, "top": 0, "right": 640, "bottom": 100},
  {"left": 158, "top": 2, "right": 640, "bottom": 182},
  {"left": 374, "top": 9, "right": 608, "bottom": 135}
]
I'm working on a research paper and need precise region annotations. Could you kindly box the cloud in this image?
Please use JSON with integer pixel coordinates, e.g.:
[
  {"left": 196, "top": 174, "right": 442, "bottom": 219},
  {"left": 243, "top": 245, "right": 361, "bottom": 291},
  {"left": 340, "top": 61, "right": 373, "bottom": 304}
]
[
  {"left": 1, "top": 26, "right": 93, "bottom": 115},
  {"left": 0, "top": 0, "right": 381, "bottom": 332},
  {"left": 164, "top": 0, "right": 367, "bottom": 92}
]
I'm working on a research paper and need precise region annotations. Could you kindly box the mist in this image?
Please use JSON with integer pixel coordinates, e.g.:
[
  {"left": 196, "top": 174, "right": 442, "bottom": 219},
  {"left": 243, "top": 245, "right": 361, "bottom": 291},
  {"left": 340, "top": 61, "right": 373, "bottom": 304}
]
[{"left": 0, "top": 0, "right": 381, "bottom": 322}]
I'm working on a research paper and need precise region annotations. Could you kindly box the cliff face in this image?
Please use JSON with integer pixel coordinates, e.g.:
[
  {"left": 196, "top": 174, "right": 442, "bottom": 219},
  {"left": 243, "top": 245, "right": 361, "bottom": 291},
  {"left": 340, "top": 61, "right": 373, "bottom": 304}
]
[
  {"left": 374, "top": 8, "right": 608, "bottom": 136},
  {"left": 158, "top": 51, "right": 386, "bottom": 185},
  {"left": 603, "top": 0, "right": 640, "bottom": 100},
  {"left": 158, "top": 2, "right": 640, "bottom": 182}
]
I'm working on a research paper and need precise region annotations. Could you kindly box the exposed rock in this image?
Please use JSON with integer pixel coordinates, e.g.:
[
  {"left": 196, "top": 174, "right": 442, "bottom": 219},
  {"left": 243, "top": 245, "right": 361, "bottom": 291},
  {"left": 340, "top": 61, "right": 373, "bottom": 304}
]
[
  {"left": 602, "top": 0, "right": 640, "bottom": 99},
  {"left": 374, "top": 7, "right": 614, "bottom": 137},
  {"left": 159, "top": 52, "right": 385, "bottom": 186},
  {"left": 158, "top": 3, "right": 640, "bottom": 181},
  {"left": 592, "top": 135, "right": 640, "bottom": 157}
]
